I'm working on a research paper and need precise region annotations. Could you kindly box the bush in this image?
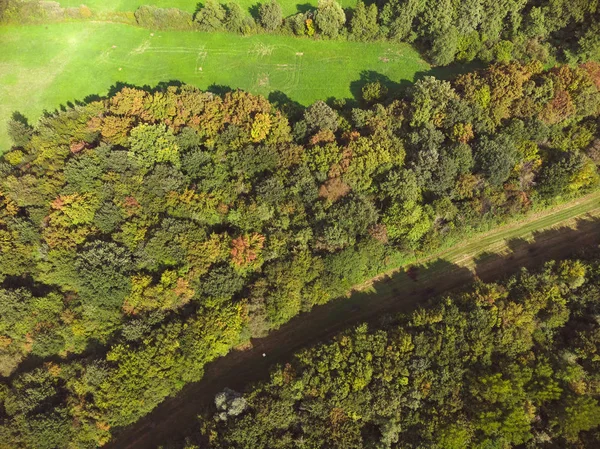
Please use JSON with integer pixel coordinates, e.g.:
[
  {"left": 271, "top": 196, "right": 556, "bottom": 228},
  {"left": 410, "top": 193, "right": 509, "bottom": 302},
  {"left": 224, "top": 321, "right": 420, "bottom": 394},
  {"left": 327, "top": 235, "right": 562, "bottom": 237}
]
[
  {"left": 0, "top": 0, "right": 7, "bottom": 20},
  {"left": 224, "top": 2, "right": 255, "bottom": 34},
  {"left": 134, "top": 5, "right": 195, "bottom": 31},
  {"left": 286, "top": 12, "right": 308, "bottom": 36},
  {"left": 315, "top": 0, "right": 346, "bottom": 38},
  {"left": 362, "top": 80, "right": 388, "bottom": 103},
  {"left": 195, "top": 0, "right": 227, "bottom": 31},
  {"left": 2, "top": 0, "right": 66, "bottom": 23},
  {"left": 258, "top": 0, "right": 282, "bottom": 32}
]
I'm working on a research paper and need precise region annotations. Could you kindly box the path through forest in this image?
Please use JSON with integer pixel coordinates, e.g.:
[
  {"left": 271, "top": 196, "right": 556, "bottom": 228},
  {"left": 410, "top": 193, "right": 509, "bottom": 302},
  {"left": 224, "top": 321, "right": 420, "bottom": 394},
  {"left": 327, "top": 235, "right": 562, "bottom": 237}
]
[{"left": 107, "top": 192, "right": 600, "bottom": 449}]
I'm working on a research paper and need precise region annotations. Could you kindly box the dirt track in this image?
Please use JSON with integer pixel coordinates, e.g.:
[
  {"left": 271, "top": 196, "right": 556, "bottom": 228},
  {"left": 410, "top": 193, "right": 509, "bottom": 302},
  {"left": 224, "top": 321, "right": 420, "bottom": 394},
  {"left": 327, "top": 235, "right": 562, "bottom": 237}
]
[{"left": 106, "top": 194, "right": 600, "bottom": 449}]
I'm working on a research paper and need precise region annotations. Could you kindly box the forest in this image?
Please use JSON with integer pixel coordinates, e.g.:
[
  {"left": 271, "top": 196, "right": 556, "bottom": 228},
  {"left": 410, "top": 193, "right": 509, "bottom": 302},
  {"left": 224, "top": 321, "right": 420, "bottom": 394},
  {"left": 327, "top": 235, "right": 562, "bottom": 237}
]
[
  {"left": 0, "top": 59, "right": 599, "bottom": 447},
  {"left": 180, "top": 254, "right": 600, "bottom": 449},
  {"left": 1, "top": 0, "right": 599, "bottom": 66}
]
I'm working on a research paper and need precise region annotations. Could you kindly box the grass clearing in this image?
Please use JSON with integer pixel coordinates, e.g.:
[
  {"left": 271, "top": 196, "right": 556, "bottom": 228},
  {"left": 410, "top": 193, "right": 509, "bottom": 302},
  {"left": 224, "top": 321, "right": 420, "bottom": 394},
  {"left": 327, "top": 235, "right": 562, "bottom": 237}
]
[
  {"left": 0, "top": 21, "right": 430, "bottom": 151},
  {"left": 56, "top": 0, "right": 348, "bottom": 17}
]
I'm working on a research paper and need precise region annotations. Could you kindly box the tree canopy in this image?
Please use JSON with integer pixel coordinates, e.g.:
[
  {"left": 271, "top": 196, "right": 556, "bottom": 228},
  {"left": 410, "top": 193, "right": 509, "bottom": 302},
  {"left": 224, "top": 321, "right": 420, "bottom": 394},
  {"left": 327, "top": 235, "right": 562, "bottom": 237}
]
[
  {"left": 189, "top": 256, "right": 600, "bottom": 449},
  {"left": 0, "top": 62, "right": 599, "bottom": 447}
]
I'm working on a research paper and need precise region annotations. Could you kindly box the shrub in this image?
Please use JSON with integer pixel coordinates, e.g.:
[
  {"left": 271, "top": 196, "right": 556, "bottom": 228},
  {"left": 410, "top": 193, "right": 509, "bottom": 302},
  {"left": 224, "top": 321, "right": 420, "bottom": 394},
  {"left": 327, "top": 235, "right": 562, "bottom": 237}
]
[
  {"left": 286, "top": 12, "right": 308, "bottom": 35},
  {"left": 224, "top": 2, "right": 255, "bottom": 34},
  {"left": 195, "top": 0, "right": 227, "bottom": 31},
  {"left": 258, "top": 0, "right": 282, "bottom": 32},
  {"left": 134, "top": 5, "right": 195, "bottom": 31},
  {"left": 315, "top": 0, "right": 346, "bottom": 38},
  {"left": 362, "top": 81, "right": 388, "bottom": 103}
]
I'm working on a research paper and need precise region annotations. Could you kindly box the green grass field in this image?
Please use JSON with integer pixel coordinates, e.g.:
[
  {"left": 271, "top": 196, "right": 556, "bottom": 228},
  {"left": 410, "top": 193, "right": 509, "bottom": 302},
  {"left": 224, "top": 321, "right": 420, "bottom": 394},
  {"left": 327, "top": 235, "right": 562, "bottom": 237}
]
[
  {"left": 57, "top": 0, "right": 348, "bottom": 17},
  {"left": 0, "top": 22, "right": 429, "bottom": 152}
]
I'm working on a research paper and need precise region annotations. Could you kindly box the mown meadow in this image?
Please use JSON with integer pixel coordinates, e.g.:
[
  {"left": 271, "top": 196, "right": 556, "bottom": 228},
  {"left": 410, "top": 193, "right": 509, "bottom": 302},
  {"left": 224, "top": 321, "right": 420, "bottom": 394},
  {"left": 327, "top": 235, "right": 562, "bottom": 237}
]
[
  {"left": 56, "top": 0, "right": 336, "bottom": 16},
  {"left": 0, "top": 21, "right": 429, "bottom": 151}
]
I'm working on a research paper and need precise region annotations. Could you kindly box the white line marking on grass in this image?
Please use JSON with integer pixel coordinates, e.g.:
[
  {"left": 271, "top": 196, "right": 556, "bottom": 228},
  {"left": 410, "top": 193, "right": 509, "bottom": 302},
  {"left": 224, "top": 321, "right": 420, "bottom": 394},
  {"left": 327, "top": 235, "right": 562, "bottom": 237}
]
[{"left": 130, "top": 39, "right": 151, "bottom": 55}]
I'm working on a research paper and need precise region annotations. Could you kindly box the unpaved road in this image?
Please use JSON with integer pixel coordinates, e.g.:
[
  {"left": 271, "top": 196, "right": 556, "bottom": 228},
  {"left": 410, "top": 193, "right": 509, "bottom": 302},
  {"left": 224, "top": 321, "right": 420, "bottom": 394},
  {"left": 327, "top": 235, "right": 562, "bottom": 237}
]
[{"left": 107, "top": 193, "right": 600, "bottom": 449}]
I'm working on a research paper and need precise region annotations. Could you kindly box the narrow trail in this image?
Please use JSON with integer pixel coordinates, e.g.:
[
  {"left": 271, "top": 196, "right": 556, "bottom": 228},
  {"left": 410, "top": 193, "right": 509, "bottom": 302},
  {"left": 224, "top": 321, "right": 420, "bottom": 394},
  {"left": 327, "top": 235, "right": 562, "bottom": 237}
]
[{"left": 107, "top": 192, "right": 600, "bottom": 449}]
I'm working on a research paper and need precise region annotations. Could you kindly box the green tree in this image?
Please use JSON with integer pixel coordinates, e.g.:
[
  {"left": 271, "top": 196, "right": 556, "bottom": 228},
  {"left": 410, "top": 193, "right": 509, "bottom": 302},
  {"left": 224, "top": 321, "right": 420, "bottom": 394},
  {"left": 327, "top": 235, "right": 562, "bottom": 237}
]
[
  {"left": 258, "top": 0, "right": 282, "bottom": 31},
  {"left": 315, "top": 0, "right": 346, "bottom": 38},
  {"left": 350, "top": 0, "right": 379, "bottom": 41},
  {"left": 224, "top": 2, "right": 254, "bottom": 34},
  {"left": 361, "top": 80, "right": 388, "bottom": 104},
  {"left": 194, "top": 0, "right": 227, "bottom": 31},
  {"left": 303, "top": 100, "right": 339, "bottom": 133},
  {"left": 554, "top": 395, "right": 600, "bottom": 442},
  {"left": 475, "top": 135, "right": 518, "bottom": 186}
]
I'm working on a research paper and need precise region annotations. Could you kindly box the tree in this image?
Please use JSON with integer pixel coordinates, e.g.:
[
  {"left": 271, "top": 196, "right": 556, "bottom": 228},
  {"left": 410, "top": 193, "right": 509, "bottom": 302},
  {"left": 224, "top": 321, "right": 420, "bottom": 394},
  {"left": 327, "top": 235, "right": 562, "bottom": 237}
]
[
  {"left": 303, "top": 100, "right": 339, "bottom": 133},
  {"left": 350, "top": 1, "right": 379, "bottom": 41},
  {"left": 430, "top": 27, "right": 458, "bottom": 66},
  {"left": 215, "top": 388, "right": 248, "bottom": 420},
  {"left": 319, "top": 195, "right": 378, "bottom": 250},
  {"left": 475, "top": 135, "right": 518, "bottom": 186},
  {"left": 258, "top": 0, "right": 282, "bottom": 31},
  {"left": 315, "top": 0, "right": 346, "bottom": 38},
  {"left": 195, "top": 0, "right": 226, "bottom": 31},
  {"left": 7, "top": 113, "right": 33, "bottom": 148},
  {"left": 128, "top": 123, "right": 181, "bottom": 171},
  {"left": 74, "top": 242, "right": 133, "bottom": 312},
  {"left": 578, "top": 22, "right": 600, "bottom": 62},
  {"left": 361, "top": 81, "right": 388, "bottom": 104},
  {"left": 224, "top": 3, "right": 254, "bottom": 34},
  {"left": 554, "top": 395, "right": 600, "bottom": 442},
  {"left": 410, "top": 77, "right": 458, "bottom": 127}
]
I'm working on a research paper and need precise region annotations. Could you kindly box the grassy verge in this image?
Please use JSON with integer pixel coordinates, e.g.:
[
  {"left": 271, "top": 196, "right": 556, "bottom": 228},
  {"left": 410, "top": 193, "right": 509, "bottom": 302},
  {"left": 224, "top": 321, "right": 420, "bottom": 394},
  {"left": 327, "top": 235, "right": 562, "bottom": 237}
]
[
  {"left": 0, "top": 21, "right": 429, "bottom": 151},
  {"left": 55, "top": 0, "right": 346, "bottom": 18},
  {"left": 357, "top": 190, "right": 600, "bottom": 295}
]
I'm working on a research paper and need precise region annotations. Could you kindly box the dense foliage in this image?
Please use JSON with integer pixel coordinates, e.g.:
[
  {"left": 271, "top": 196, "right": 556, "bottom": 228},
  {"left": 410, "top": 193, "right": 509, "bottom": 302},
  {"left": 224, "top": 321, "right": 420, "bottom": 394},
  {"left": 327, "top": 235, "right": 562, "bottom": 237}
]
[
  {"left": 0, "top": 0, "right": 94, "bottom": 23},
  {"left": 190, "top": 0, "right": 600, "bottom": 65},
  {"left": 192, "top": 256, "right": 600, "bottom": 448},
  {"left": 0, "top": 61, "right": 599, "bottom": 447},
  {"left": 2, "top": 0, "right": 599, "bottom": 66}
]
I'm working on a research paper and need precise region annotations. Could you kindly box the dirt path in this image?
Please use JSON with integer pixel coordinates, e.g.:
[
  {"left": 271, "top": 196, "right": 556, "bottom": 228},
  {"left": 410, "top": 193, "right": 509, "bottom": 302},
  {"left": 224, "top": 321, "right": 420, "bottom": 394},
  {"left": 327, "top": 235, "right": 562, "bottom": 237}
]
[{"left": 106, "top": 193, "right": 600, "bottom": 449}]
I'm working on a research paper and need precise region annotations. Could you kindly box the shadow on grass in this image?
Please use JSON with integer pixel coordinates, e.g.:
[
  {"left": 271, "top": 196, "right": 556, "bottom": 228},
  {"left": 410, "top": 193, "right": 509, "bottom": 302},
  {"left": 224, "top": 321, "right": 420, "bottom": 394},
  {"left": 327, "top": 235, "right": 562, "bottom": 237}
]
[
  {"left": 345, "top": 60, "right": 486, "bottom": 104},
  {"left": 296, "top": 3, "right": 313, "bottom": 13},
  {"left": 472, "top": 216, "right": 600, "bottom": 282},
  {"left": 35, "top": 80, "right": 193, "bottom": 121},
  {"left": 268, "top": 90, "right": 304, "bottom": 120},
  {"left": 26, "top": 57, "right": 483, "bottom": 127}
]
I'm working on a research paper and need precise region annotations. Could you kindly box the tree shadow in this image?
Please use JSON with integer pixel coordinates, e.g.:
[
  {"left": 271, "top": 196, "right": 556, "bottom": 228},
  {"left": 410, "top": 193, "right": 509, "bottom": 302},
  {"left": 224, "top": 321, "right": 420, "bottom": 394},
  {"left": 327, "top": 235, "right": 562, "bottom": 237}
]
[
  {"left": 413, "top": 60, "right": 485, "bottom": 82},
  {"left": 207, "top": 83, "right": 234, "bottom": 96},
  {"left": 10, "top": 111, "right": 30, "bottom": 126},
  {"left": 107, "top": 80, "right": 152, "bottom": 98},
  {"left": 249, "top": 2, "right": 262, "bottom": 20},
  {"left": 193, "top": 2, "right": 204, "bottom": 19},
  {"left": 331, "top": 258, "right": 474, "bottom": 329},
  {"left": 346, "top": 60, "right": 485, "bottom": 104},
  {"left": 296, "top": 3, "right": 313, "bottom": 13},
  {"left": 268, "top": 90, "right": 304, "bottom": 120},
  {"left": 473, "top": 216, "right": 600, "bottom": 283},
  {"left": 349, "top": 70, "right": 405, "bottom": 104}
]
